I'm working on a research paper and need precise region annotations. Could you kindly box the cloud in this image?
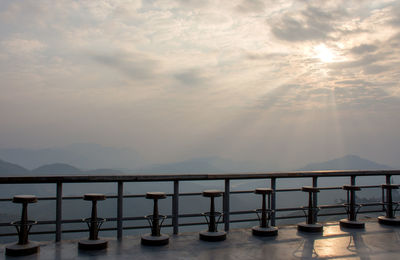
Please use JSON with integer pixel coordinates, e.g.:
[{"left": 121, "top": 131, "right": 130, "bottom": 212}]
[
  {"left": 1, "top": 37, "right": 46, "bottom": 54},
  {"left": 235, "top": 0, "right": 265, "bottom": 14},
  {"left": 174, "top": 70, "right": 208, "bottom": 87},
  {"left": 90, "top": 51, "right": 159, "bottom": 81},
  {"left": 350, "top": 44, "right": 378, "bottom": 55},
  {"left": 269, "top": 5, "right": 339, "bottom": 42},
  {"left": 363, "top": 64, "right": 389, "bottom": 75}
]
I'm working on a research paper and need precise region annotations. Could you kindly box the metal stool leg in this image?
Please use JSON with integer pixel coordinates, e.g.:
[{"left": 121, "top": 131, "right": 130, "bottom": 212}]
[
  {"left": 340, "top": 186, "right": 365, "bottom": 229},
  {"left": 6, "top": 195, "right": 39, "bottom": 256},
  {"left": 199, "top": 190, "right": 226, "bottom": 241},
  {"left": 141, "top": 192, "right": 169, "bottom": 246},
  {"left": 78, "top": 194, "right": 108, "bottom": 250},
  {"left": 298, "top": 187, "right": 323, "bottom": 233},
  {"left": 252, "top": 188, "right": 278, "bottom": 236},
  {"left": 378, "top": 184, "right": 400, "bottom": 225}
]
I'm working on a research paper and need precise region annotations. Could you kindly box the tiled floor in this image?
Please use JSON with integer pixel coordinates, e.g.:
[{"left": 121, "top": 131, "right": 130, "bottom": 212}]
[{"left": 1, "top": 221, "right": 400, "bottom": 259}]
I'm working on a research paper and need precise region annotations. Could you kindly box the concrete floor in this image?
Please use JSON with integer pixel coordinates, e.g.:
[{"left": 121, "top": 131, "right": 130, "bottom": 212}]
[{"left": 1, "top": 221, "right": 400, "bottom": 259}]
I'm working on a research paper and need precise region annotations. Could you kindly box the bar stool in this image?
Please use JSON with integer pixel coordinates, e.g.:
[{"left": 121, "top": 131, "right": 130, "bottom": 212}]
[
  {"left": 340, "top": 185, "right": 365, "bottom": 228},
  {"left": 78, "top": 194, "right": 108, "bottom": 250},
  {"left": 252, "top": 188, "right": 278, "bottom": 236},
  {"left": 199, "top": 190, "right": 226, "bottom": 241},
  {"left": 298, "top": 187, "right": 323, "bottom": 232},
  {"left": 5, "top": 195, "right": 39, "bottom": 256},
  {"left": 141, "top": 192, "right": 169, "bottom": 246},
  {"left": 378, "top": 184, "right": 400, "bottom": 225}
]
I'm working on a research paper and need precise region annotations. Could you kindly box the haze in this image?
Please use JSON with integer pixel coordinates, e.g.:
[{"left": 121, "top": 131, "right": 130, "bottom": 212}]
[{"left": 1, "top": 0, "right": 400, "bottom": 170}]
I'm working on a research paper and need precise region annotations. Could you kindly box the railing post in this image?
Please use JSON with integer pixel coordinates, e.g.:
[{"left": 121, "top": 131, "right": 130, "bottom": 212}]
[
  {"left": 56, "top": 181, "right": 62, "bottom": 242},
  {"left": 270, "top": 177, "right": 276, "bottom": 227},
  {"left": 312, "top": 176, "right": 318, "bottom": 222},
  {"left": 351, "top": 175, "right": 356, "bottom": 186},
  {"left": 172, "top": 180, "right": 179, "bottom": 235},
  {"left": 383, "top": 175, "right": 391, "bottom": 211},
  {"left": 117, "top": 181, "right": 123, "bottom": 240},
  {"left": 224, "top": 179, "right": 230, "bottom": 231}
]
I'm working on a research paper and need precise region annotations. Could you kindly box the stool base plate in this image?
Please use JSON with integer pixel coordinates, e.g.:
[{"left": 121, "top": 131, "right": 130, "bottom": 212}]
[
  {"left": 141, "top": 234, "right": 169, "bottom": 246},
  {"left": 78, "top": 239, "right": 108, "bottom": 250},
  {"left": 340, "top": 219, "right": 365, "bottom": 229},
  {"left": 5, "top": 242, "right": 39, "bottom": 256},
  {"left": 199, "top": 231, "right": 226, "bottom": 242},
  {"left": 297, "top": 223, "right": 323, "bottom": 233},
  {"left": 378, "top": 216, "right": 400, "bottom": 226},
  {"left": 252, "top": 226, "right": 278, "bottom": 236}
]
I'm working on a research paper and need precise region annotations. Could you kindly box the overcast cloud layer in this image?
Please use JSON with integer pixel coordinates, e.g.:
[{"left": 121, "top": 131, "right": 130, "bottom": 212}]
[{"left": 1, "top": 0, "right": 400, "bottom": 169}]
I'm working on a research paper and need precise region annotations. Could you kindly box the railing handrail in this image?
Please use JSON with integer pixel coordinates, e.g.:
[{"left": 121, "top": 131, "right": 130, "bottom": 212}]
[
  {"left": 0, "top": 169, "right": 399, "bottom": 183},
  {"left": 0, "top": 169, "right": 398, "bottom": 242}
]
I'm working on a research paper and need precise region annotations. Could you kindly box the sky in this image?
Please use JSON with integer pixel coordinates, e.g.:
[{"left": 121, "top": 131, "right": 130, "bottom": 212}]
[{"left": 1, "top": 0, "right": 400, "bottom": 169}]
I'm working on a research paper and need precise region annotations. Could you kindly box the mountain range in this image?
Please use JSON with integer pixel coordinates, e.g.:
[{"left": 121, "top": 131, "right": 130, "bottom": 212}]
[
  {"left": 0, "top": 154, "right": 393, "bottom": 176},
  {"left": 0, "top": 143, "right": 142, "bottom": 170},
  {"left": 297, "top": 154, "right": 392, "bottom": 171}
]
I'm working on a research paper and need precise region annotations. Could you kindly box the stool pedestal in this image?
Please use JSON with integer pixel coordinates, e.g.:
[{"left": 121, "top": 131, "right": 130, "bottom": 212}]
[
  {"left": 199, "top": 190, "right": 226, "bottom": 242},
  {"left": 141, "top": 192, "right": 169, "bottom": 246},
  {"left": 378, "top": 184, "right": 400, "bottom": 226},
  {"left": 78, "top": 194, "right": 108, "bottom": 250},
  {"left": 298, "top": 187, "right": 323, "bottom": 233},
  {"left": 5, "top": 195, "right": 39, "bottom": 256},
  {"left": 340, "top": 186, "right": 365, "bottom": 229},
  {"left": 252, "top": 188, "right": 278, "bottom": 236}
]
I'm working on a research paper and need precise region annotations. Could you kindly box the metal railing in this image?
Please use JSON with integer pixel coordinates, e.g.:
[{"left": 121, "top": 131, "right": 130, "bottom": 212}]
[{"left": 0, "top": 170, "right": 399, "bottom": 242}]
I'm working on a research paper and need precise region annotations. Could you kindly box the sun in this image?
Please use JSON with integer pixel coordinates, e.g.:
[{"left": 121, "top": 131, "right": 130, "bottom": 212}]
[{"left": 314, "top": 44, "right": 335, "bottom": 63}]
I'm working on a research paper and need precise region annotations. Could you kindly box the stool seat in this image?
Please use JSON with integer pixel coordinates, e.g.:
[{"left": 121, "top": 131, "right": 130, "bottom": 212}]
[
  {"left": 12, "top": 195, "right": 37, "bottom": 204},
  {"left": 146, "top": 192, "right": 167, "bottom": 199},
  {"left": 83, "top": 194, "right": 106, "bottom": 201},
  {"left": 342, "top": 185, "right": 361, "bottom": 191},
  {"left": 382, "top": 184, "right": 399, "bottom": 190},
  {"left": 301, "top": 186, "right": 320, "bottom": 193},
  {"left": 255, "top": 188, "right": 273, "bottom": 195},
  {"left": 202, "top": 190, "right": 223, "bottom": 197}
]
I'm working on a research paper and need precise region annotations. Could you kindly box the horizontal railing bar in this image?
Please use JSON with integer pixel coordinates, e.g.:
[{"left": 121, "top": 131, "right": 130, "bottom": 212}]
[
  {"left": 0, "top": 209, "right": 385, "bottom": 238},
  {"left": 0, "top": 184, "right": 382, "bottom": 202},
  {"left": 0, "top": 201, "right": 384, "bottom": 227},
  {"left": 1, "top": 170, "right": 399, "bottom": 184}
]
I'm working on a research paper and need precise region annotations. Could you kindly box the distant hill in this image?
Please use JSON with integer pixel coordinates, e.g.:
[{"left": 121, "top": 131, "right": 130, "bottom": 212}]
[
  {"left": 32, "top": 163, "right": 82, "bottom": 175},
  {"left": 134, "top": 156, "right": 269, "bottom": 174},
  {"left": 85, "top": 168, "right": 123, "bottom": 174},
  {"left": 297, "top": 155, "right": 392, "bottom": 171},
  {"left": 0, "top": 143, "right": 142, "bottom": 169},
  {"left": 0, "top": 158, "right": 30, "bottom": 175}
]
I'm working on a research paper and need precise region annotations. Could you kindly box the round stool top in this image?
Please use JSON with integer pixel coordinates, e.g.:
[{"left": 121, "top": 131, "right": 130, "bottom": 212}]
[
  {"left": 342, "top": 185, "right": 361, "bottom": 191},
  {"left": 381, "top": 184, "right": 399, "bottom": 190},
  {"left": 146, "top": 192, "right": 167, "bottom": 199},
  {"left": 12, "top": 195, "right": 37, "bottom": 204},
  {"left": 83, "top": 193, "right": 106, "bottom": 201},
  {"left": 202, "top": 190, "right": 223, "bottom": 197},
  {"left": 254, "top": 188, "right": 273, "bottom": 195},
  {"left": 301, "top": 186, "right": 320, "bottom": 193}
]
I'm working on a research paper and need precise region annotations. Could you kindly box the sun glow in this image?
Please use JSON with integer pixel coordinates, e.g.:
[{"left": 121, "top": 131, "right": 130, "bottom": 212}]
[{"left": 314, "top": 44, "right": 335, "bottom": 63}]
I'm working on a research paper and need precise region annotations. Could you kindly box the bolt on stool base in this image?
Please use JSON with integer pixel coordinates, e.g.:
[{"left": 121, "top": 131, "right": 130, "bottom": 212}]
[
  {"left": 297, "top": 223, "right": 323, "bottom": 233},
  {"left": 5, "top": 242, "right": 39, "bottom": 256},
  {"left": 199, "top": 231, "right": 226, "bottom": 242},
  {"left": 252, "top": 226, "right": 278, "bottom": 236},
  {"left": 141, "top": 234, "right": 169, "bottom": 246},
  {"left": 378, "top": 216, "right": 400, "bottom": 226},
  {"left": 78, "top": 240, "right": 108, "bottom": 250},
  {"left": 339, "top": 219, "right": 365, "bottom": 229}
]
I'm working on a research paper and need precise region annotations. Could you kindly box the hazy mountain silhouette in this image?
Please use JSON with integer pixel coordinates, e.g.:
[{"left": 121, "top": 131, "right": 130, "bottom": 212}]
[
  {"left": 297, "top": 155, "right": 392, "bottom": 171},
  {"left": 32, "top": 163, "right": 82, "bottom": 174},
  {"left": 0, "top": 143, "right": 141, "bottom": 169},
  {"left": 0, "top": 158, "right": 30, "bottom": 175},
  {"left": 85, "top": 168, "right": 123, "bottom": 174},
  {"left": 134, "top": 156, "right": 268, "bottom": 173}
]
